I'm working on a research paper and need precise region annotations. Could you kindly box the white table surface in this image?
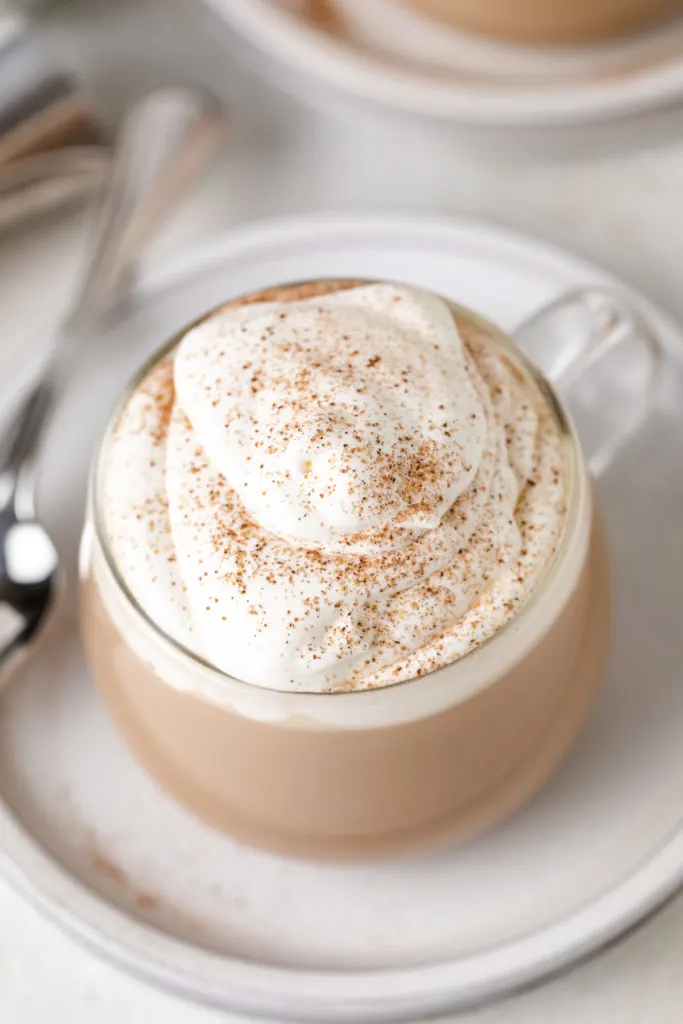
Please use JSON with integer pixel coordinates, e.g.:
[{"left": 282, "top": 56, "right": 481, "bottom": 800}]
[{"left": 3, "top": 0, "right": 683, "bottom": 1020}]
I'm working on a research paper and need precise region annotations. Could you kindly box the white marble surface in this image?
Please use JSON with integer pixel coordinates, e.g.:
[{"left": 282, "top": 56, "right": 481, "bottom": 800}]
[{"left": 3, "top": 0, "right": 683, "bottom": 1020}]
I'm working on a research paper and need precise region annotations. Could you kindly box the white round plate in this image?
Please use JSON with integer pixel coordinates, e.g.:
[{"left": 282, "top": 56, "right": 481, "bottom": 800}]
[
  {"left": 206, "top": 0, "right": 683, "bottom": 146},
  {"left": 1, "top": 213, "right": 683, "bottom": 1023}
]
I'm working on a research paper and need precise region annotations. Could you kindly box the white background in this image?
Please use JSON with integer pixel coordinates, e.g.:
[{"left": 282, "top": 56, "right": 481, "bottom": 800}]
[{"left": 3, "top": 0, "right": 683, "bottom": 1020}]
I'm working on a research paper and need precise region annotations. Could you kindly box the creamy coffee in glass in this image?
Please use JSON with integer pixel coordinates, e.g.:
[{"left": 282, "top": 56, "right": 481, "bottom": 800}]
[
  {"left": 80, "top": 280, "right": 658, "bottom": 858},
  {"left": 401, "top": 0, "right": 682, "bottom": 43}
]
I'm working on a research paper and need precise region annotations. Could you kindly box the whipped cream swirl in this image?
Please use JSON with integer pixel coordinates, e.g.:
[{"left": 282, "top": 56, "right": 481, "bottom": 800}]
[{"left": 104, "top": 283, "right": 566, "bottom": 692}]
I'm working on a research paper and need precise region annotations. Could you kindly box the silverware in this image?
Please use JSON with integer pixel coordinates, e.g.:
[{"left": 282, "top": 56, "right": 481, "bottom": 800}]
[
  {"left": 0, "top": 145, "right": 111, "bottom": 230},
  {"left": 0, "top": 12, "right": 108, "bottom": 229},
  {"left": 0, "top": 86, "right": 224, "bottom": 686},
  {"left": 0, "top": 13, "right": 103, "bottom": 167}
]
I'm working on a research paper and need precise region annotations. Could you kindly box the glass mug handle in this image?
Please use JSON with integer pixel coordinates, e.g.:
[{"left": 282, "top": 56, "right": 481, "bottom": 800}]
[{"left": 515, "top": 288, "right": 663, "bottom": 476}]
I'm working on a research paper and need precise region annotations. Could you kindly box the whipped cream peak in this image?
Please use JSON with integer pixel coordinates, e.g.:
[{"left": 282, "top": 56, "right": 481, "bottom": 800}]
[
  {"left": 104, "top": 282, "right": 566, "bottom": 693},
  {"left": 173, "top": 285, "right": 485, "bottom": 553}
]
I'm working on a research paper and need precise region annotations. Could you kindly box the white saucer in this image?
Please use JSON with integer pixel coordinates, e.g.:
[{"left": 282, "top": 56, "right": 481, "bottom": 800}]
[
  {"left": 206, "top": 0, "right": 683, "bottom": 150},
  {"left": 1, "top": 212, "right": 683, "bottom": 1023}
]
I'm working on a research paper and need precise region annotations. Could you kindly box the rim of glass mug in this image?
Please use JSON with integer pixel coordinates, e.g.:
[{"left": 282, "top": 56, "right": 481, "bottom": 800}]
[{"left": 84, "top": 285, "right": 590, "bottom": 729}]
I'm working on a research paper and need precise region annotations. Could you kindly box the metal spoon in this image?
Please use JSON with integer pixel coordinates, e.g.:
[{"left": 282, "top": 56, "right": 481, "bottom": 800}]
[{"left": 0, "top": 87, "right": 224, "bottom": 686}]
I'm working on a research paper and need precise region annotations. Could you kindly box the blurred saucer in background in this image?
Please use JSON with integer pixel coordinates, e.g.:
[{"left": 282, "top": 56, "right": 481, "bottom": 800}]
[{"left": 206, "top": 0, "right": 683, "bottom": 152}]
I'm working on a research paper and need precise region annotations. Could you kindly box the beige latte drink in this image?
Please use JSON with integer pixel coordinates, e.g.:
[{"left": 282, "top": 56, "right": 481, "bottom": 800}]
[
  {"left": 81, "top": 281, "right": 610, "bottom": 858},
  {"left": 401, "top": 0, "right": 682, "bottom": 43}
]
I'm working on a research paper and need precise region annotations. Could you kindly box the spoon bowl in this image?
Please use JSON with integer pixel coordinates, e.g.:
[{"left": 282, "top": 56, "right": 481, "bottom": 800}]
[{"left": 0, "top": 508, "right": 58, "bottom": 678}]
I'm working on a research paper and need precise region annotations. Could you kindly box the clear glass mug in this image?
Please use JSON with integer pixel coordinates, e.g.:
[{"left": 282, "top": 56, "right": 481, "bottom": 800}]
[{"left": 79, "top": 283, "right": 661, "bottom": 859}]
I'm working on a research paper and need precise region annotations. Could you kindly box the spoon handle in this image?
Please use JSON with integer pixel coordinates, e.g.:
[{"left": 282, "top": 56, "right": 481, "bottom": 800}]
[
  {"left": 66, "top": 88, "right": 224, "bottom": 330},
  {"left": 0, "top": 87, "right": 224, "bottom": 516}
]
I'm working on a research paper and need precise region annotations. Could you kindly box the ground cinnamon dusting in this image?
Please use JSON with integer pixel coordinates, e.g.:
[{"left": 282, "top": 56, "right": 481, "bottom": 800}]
[{"left": 105, "top": 280, "right": 567, "bottom": 692}]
